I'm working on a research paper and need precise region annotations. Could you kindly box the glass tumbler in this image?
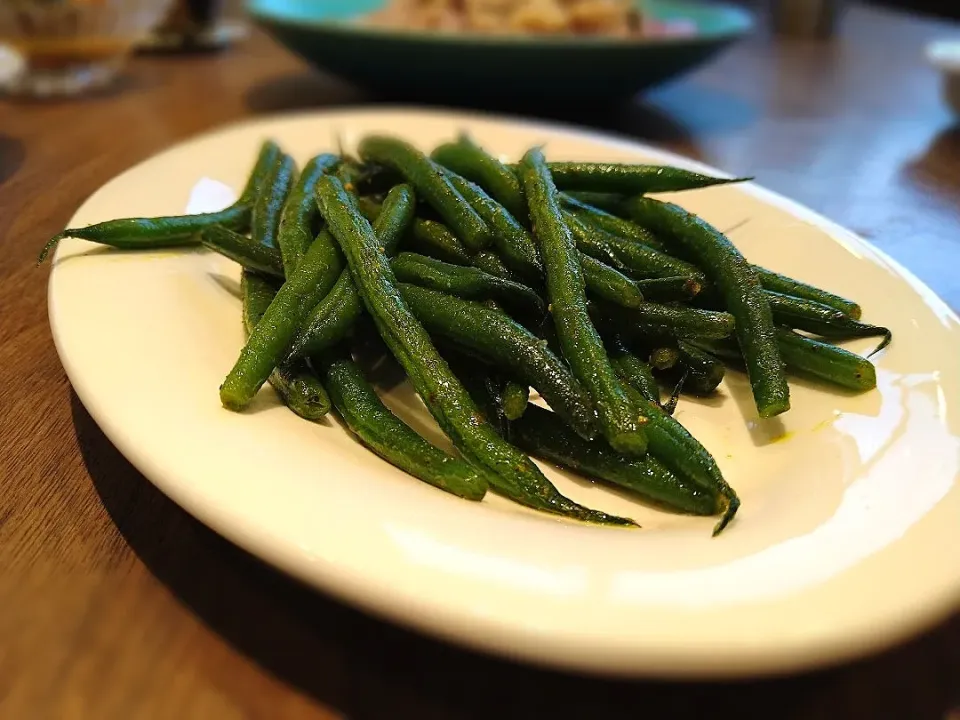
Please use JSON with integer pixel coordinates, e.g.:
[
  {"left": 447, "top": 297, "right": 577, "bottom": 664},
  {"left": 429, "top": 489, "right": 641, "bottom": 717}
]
[{"left": 0, "top": 0, "right": 174, "bottom": 97}]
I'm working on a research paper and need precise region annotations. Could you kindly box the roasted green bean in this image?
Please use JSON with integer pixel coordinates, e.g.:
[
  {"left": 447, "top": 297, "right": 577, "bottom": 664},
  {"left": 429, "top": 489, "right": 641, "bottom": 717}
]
[
  {"left": 398, "top": 282, "right": 600, "bottom": 441},
  {"left": 359, "top": 136, "right": 492, "bottom": 251},
  {"left": 520, "top": 147, "right": 647, "bottom": 456},
  {"left": 317, "top": 174, "right": 633, "bottom": 525},
  {"left": 242, "top": 271, "right": 330, "bottom": 420},
  {"left": 323, "top": 353, "right": 487, "bottom": 500},
  {"left": 276, "top": 154, "right": 340, "bottom": 274},
  {"left": 628, "top": 197, "right": 790, "bottom": 418}
]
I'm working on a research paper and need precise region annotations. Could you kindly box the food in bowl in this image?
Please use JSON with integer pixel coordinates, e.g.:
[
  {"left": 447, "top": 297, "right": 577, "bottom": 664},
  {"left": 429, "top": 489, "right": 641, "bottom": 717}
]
[{"left": 365, "top": 0, "right": 649, "bottom": 36}]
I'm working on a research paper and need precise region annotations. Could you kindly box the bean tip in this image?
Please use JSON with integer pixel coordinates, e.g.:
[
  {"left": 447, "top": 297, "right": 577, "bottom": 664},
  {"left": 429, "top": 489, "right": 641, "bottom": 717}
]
[
  {"left": 712, "top": 490, "right": 740, "bottom": 536},
  {"left": 867, "top": 328, "right": 892, "bottom": 358},
  {"left": 38, "top": 233, "right": 66, "bottom": 265}
]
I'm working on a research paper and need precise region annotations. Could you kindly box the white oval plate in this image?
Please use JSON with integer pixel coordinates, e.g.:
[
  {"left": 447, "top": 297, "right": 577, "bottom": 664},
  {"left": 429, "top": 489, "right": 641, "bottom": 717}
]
[{"left": 49, "top": 108, "right": 960, "bottom": 679}]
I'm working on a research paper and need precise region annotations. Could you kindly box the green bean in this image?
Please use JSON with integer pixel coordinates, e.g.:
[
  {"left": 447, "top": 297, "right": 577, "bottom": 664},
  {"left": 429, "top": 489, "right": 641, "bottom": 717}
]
[
  {"left": 776, "top": 329, "right": 878, "bottom": 390},
  {"left": 253, "top": 153, "right": 297, "bottom": 249},
  {"left": 566, "top": 206, "right": 704, "bottom": 280},
  {"left": 501, "top": 381, "right": 530, "bottom": 421},
  {"left": 368, "top": 193, "right": 645, "bottom": 309},
  {"left": 629, "top": 197, "right": 789, "bottom": 418},
  {"left": 607, "top": 335, "right": 660, "bottom": 405},
  {"left": 317, "top": 175, "right": 632, "bottom": 525},
  {"left": 237, "top": 140, "right": 284, "bottom": 206},
  {"left": 635, "top": 276, "right": 703, "bottom": 303},
  {"left": 220, "top": 223, "right": 344, "bottom": 410},
  {"left": 323, "top": 354, "right": 487, "bottom": 500},
  {"left": 564, "top": 208, "right": 631, "bottom": 270},
  {"left": 695, "top": 329, "right": 877, "bottom": 392},
  {"left": 563, "top": 191, "right": 627, "bottom": 215},
  {"left": 612, "top": 359, "right": 739, "bottom": 534},
  {"left": 398, "top": 283, "right": 600, "bottom": 441},
  {"left": 358, "top": 196, "right": 474, "bottom": 266},
  {"left": 650, "top": 346, "right": 680, "bottom": 371},
  {"left": 544, "top": 162, "right": 751, "bottom": 194},
  {"left": 511, "top": 405, "right": 719, "bottom": 516},
  {"left": 622, "top": 199, "right": 863, "bottom": 320},
  {"left": 520, "top": 147, "right": 647, "bottom": 456},
  {"left": 471, "top": 250, "right": 523, "bottom": 283},
  {"left": 277, "top": 154, "right": 340, "bottom": 274},
  {"left": 241, "top": 271, "right": 331, "bottom": 420},
  {"left": 674, "top": 342, "right": 726, "bottom": 396},
  {"left": 765, "top": 291, "right": 890, "bottom": 351},
  {"left": 580, "top": 254, "right": 647, "bottom": 309},
  {"left": 359, "top": 136, "right": 492, "bottom": 251},
  {"left": 287, "top": 185, "right": 418, "bottom": 361},
  {"left": 431, "top": 135, "right": 527, "bottom": 221},
  {"left": 597, "top": 300, "right": 736, "bottom": 340},
  {"left": 754, "top": 266, "right": 862, "bottom": 319},
  {"left": 562, "top": 194, "right": 667, "bottom": 251},
  {"left": 288, "top": 273, "right": 364, "bottom": 359},
  {"left": 446, "top": 172, "right": 542, "bottom": 278},
  {"left": 200, "top": 225, "right": 285, "bottom": 278},
  {"left": 391, "top": 253, "right": 545, "bottom": 319},
  {"left": 38, "top": 140, "right": 281, "bottom": 264}
]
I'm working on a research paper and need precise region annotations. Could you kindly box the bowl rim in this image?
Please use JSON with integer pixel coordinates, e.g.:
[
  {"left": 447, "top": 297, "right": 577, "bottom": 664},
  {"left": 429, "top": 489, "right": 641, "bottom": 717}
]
[{"left": 245, "top": 0, "right": 754, "bottom": 49}]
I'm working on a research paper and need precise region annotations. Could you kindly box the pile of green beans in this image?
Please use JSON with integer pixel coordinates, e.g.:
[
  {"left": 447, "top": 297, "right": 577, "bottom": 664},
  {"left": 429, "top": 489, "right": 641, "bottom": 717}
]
[{"left": 43, "top": 134, "right": 893, "bottom": 536}]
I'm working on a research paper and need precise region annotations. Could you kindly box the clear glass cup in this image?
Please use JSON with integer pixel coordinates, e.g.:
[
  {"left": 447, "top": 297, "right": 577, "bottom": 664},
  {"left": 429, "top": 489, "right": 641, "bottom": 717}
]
[{"left": 0, "top": 0, "right": 174, "bottom": 97}]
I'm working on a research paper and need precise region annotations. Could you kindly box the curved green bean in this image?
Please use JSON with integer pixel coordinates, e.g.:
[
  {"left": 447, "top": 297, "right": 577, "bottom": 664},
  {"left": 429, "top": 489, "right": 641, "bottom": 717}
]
[
  {"left": 765, "top": 291, "right": 890, "bottom": 351},
  {"left": 612, "top": 359, "right": 739, "bottom": 534},
  {"left": 323, "top": 354, "right": 487, "bottom": 500},
  {"left": 562, "top": 194, "right": 667, "bottom": 251},
  {"left": 391, "top": 252, "right": 545, "bottom": 319},
  {"left": 431, "top": 135, "right": 527, "bottom": 221},
  {"left": 200, "top": 225, "right": 284, "bottom": 278},
  {"left": 511, "top": 405, "right": 719, "bottom": 516},
  {"left": 629, "top": 197, "right": 789, "bottom": 418},
  {"left": 39, "top": 140, "right": 280, "bottom": 264},
  {"left": 566, "top": 207, "right": 704, "bottom": 280},
  {"left": 222, "top": 183, "right": 417, "bottom": 411},
  {"left": 359, "top": 136, "right": 492, "bottom": 251}
]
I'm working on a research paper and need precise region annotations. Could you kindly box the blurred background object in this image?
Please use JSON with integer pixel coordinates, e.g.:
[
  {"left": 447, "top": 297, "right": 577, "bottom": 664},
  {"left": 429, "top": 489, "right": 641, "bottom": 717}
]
[
  {"left": 927, "top": 39, "right": 960, "bottom": 117},
  {"left": 771, "top": 0, "right": 845, "bottom": 38},
  {"left": 0, "top": 0, "right": 173, "bottom": 97},
  {"left": 246, "top": 0, "right": 753, "bottom": 104},
  {"left": 143, "top": 0, "right": 248, "bottom": 51}
]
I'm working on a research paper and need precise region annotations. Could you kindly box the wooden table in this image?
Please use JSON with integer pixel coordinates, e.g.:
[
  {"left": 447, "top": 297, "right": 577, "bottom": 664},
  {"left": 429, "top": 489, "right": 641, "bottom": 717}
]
[{"left": 2, "top": 4, "right": 958, "bottom": 718}]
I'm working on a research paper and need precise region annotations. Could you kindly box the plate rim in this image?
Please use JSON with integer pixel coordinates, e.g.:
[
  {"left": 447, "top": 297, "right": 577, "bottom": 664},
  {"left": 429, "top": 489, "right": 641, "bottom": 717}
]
[{"left": 48, "top": 106, "right": 960, "bottom": 679}]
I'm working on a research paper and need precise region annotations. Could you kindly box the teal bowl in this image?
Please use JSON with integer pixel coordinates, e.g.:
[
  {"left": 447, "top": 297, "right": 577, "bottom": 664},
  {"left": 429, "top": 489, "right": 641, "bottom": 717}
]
[{"left": 247, "top": 0, "right": 753, "bottom": 102}]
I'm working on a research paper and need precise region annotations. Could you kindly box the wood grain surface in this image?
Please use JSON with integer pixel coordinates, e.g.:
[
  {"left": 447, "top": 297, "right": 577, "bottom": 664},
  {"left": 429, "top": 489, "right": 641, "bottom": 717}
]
[{"left": 1, "top": 4, "right": 959, "bottom": 718}]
